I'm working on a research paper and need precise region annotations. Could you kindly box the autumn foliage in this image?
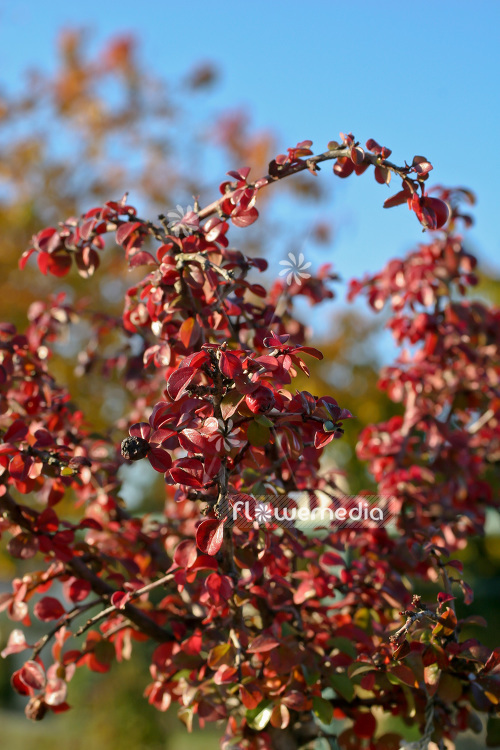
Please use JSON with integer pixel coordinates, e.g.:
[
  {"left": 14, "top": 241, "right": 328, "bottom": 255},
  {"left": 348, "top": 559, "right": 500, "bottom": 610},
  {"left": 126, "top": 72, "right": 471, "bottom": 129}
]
[{"left": 1, "top": 33, "right": 500, "bottom": 750}]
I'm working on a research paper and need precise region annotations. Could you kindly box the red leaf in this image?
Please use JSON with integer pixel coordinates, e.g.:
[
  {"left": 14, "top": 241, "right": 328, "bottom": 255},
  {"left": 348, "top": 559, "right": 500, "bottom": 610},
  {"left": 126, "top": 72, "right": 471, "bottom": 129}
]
[
  {"left": 34, "top": 597, "right": 66, "bottom": 622},
  {"left": 178, "top": 428, "right": 221, "bottom": 456},
  {"left": 167, "top": 367, "right": 197, "bottom": 400},
  {"left": 173, "top": 540, "right": 198, "bottom": 570},
  {"left": 149, "top": 427, "right": 177, "bottom": 444},
  {"left": 20, "top": 660, "right": 46, "bottom": 691},
  {"left": 350, "top": 146, "right": 364, "bottom": 165},
  {"left": 3, "top": 419, "right": 29, "bottom": 443},
  {"left": 7, "top": 532, "right": 39, "bottom": 560},
  {"left": 129, "top": 251, "right": 157, "bottom": 267},
  {"left": 76, "top": 247, "right": 100, "bottom": 278},
  {"left": 314, "top": 431, "right": 335, "bottom": 449},
  {"left": 37, "top": 252, "right": 50, "bottom": 275},
  {"left": 393, "top": 640, "right": 411, "bottom": 660},
  {"left": 240, "top": 684, "right": 263, "bottom": 710},
  {"left": 45, "top": 677, "right": 67, "bottom": 706},
  {"left": 383, "top": 188, "right": 412, "bottom": 209},
  {"left": 196, "top": 519, "right": 225, "bottom": 555},
  {"left": 293, "top": 346, "right": 323, "bottom": 360},
  {"left": 461, "top": 580, "right": 474, "bottom": 605},
  {"left": 9, "top": 453, "right": 32, "bottom": 482},
  {"left": 412, "top": 155, "right": 433, "bottom": 175},
  {"left": 12, "top": 669, "right": 33, "bottom": 696},
  {"left": 19, "top": 247, "right": 36, "bottom": 270},
  {"left": 80, "top": 219, "right": 97, "bottom": 240},
  {"left": 365, "top": 138, "right": 382, "bottom": 153},
  {"left": 333, "top": 157, "right": 354, "bottom": 178},
  {"left": 179, "top": 317, "right": 201, "bottom": 349},
  {"left": 84, "top": 632, "right": 113, "bottom": 673},
  {"left": 65, "top": 578, "right": 91, "bottom": 603},
  {"left": 374, "top": 165, "right": 390, "bottom": 185},
  {"left": 111, "top": 591, "right": 131, "bottom": 610},
  {"left": 47, "top": 252, "right": 72, "bottom": 277},
  {"left": 1, "top": 629, "right": 29, "bottom": 658},
  {"left": 116, "top": 221, "right": 143, "bottom": 246},
  {"left": 35, "top": 508, "right": 59, "bottom": 533},
  {"left": 437, "top": 591, "right": 455, "bottom": 605},
  {"left": 388, "top": 664, "right": 419, "bottom": 687},
  {"left": 169, "top": 457, "right": 205, "bottom": 487},
  {"left": 247, "top": 633, "right": 280, "bottom": 653},
  {"left": 231, "top": 207, "right": 259, "bottom": 228},
  {"left": 148, "top": 447, "right": 172, "bottom": 473},
  {"left": 219, "top": 351, "right": 243, "bottom": 379},
  {"left": 353, "top": 711, "right": 376, "bottom": 739},
  {"left": 282, "top": 691, "right": 310, "bottom": 711},
  {"left": 320, "top": 551, "right": 344, "bottom": 567},
  {"left": 129, "top": 422, "right": 151, "bottom": 440},
  {"left": 214, "top": 665, "right": 238, "bottom": 684},
  {"left": 227, "top": 167, "right": 250, "bottom": 181}
]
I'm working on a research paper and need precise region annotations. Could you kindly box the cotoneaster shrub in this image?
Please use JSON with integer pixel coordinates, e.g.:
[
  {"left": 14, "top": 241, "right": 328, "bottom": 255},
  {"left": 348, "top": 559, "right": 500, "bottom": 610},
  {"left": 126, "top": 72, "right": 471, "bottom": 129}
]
[{"left": 1, "top": 132, "right": 499, "bottom": 750}]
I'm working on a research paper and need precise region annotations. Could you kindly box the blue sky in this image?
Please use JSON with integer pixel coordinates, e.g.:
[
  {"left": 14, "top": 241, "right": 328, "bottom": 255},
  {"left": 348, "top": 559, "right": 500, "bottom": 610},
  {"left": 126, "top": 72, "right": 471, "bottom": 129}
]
[{"left": 1, "top": 0, "right": 499, "bottom": 291}]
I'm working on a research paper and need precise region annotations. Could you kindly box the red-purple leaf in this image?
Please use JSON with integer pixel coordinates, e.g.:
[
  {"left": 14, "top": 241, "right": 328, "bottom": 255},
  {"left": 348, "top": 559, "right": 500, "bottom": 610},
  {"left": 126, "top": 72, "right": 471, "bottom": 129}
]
[
  {"left": 196, "top": 519, "right": 225, "bottom": 555},
  {"left": 34, "top": 597, "right": 66, "bottom": 622},
  {"left": 4, "top": 419, "right": 29, "bottom": 443},
  {"left": 173, "top": 540, "right": 198, "bottom": 570},
  {"left": 45, "top": 677, "right": 67, "bottom": 706},
  {"left": 11, "top": 669, "right": 33, "bottom": 696},
  {"left": 231, "top": 207, "right": 259, "bottom": 228},
  {"left": 20, "top": 660, "right": 46, "bottom": 691},
  {"left": 111, "top": 591, "right": 131, "bottom": 610},
  {"left": 7, "top": 532, "right": 39, "bottom": 560},
  {"left": 169, "top": 457, "right": 204, "bottom": 487},
  {"left": 383, "top": 189, "right": 411, "bottom": 209},
  {"left": 129, "top": 422, "right": 151, "bottom": 440},
  {"left": 437, "top": 591, "right": 456, "bottom": 605},
  {"left": 167, "top": 367, "right": 197, "bottom": 400},
  {"left": 1, "top": 629, "right": 29, "bottom": 658},
  {"left": 179, "top": 317, "right": 201, "bottom": 349},
  {"left": 129, "top": 251, "right": 157, "bottom": 267},
  {"left": 247, "top": 633, "right": 280, "bottom": 653},
  {"left": 19, "top": 247, "right": 36, "bottom": 270},
  {"left": 116, "top": 221, "right": 143, "bottom": 246},
  {"left": 219, "top": 351, "right": 243, "bottom": 379},
  {"left": 148, "top": 447, "right": 172, "bottom": 473}
]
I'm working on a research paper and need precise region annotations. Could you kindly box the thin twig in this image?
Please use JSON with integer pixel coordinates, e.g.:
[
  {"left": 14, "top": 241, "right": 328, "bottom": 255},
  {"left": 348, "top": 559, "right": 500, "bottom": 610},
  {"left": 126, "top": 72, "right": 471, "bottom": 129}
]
[
  {"left": 468, "top": 408, "right": 495, "bottom": 434},
  {"left": 32, "top": 599, "right": 102, "bottom": 659},
  {"left": 197, "top": 145, "right": 413, "bottom": 223},
  {"left": 390, "top": 609, "right": 440, "bottom": 643},
  {"left": 75, "top": 572, "right": 176, "bottom": 637}
]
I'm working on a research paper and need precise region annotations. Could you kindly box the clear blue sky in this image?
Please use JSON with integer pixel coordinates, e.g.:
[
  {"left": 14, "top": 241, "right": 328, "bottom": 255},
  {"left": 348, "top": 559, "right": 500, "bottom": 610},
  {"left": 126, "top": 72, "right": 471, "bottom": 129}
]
[{"left": 1, "top": 0, "right": 499, "bottom": 289}]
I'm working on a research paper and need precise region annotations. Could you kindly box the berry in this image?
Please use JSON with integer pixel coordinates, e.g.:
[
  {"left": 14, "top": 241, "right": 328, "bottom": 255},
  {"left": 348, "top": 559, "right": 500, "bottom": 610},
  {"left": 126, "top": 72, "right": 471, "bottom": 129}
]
[{"left": 121, "top": 436, "right": 150, "bottom": 461}]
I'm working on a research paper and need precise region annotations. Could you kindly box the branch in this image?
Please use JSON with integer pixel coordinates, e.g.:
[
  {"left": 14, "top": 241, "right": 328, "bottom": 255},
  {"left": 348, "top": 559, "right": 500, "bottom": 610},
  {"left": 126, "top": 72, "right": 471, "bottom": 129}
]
[
  {"left": 197, "top": 144, "right": 413, "bottom": 223},
  {"left": 389, "top": 608, "right": 440, "bottom": 643},
  {"left": 31, "top": 599, "right": 102, "bottom": 659},
  {"left": 1, "top": 491, "right": 172, "bottom": 643},
  {"left": 66, "top": 556, "right": 171, "bottom": 642},
  {"left": 75, "top": 571, "right": 176, "bottom": 637},
  {"left": 468, "top": 408, "right": 495, "bottom": 434},
  {"left": 176, "top": 252, "right": 235, "bottom": 283}
]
